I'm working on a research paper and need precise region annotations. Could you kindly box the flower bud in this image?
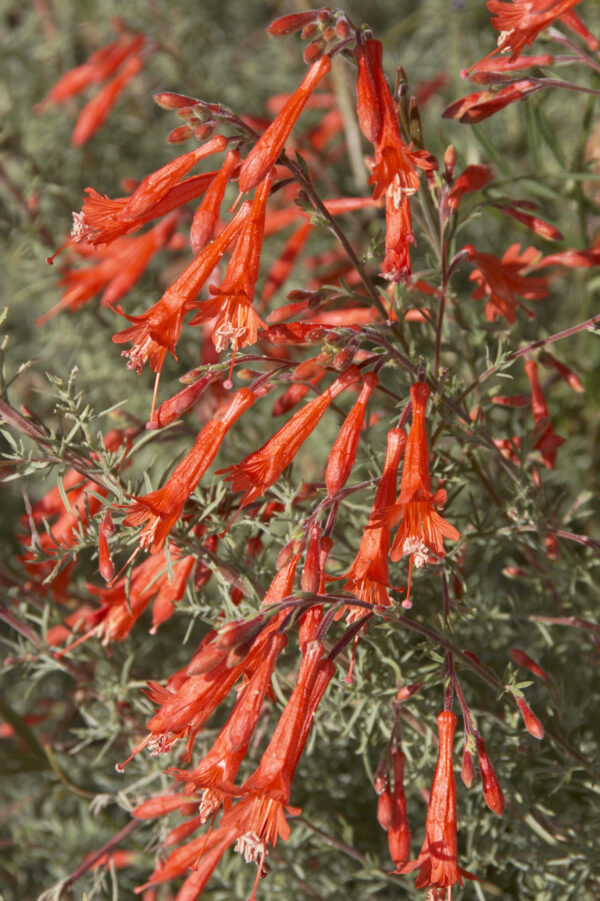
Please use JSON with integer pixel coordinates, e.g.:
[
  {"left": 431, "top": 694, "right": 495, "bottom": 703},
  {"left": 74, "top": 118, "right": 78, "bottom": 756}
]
[
  {"left": 476, "top": 736, "right": 505, "bottom": 816},
  {"left": 377, "top": 788, "right": 393, "bottom": 830},
  {"left": 515, "top": 696, "right": 544, "bottom": 740},
  {"left": 461, "top": 747, "right": 474, "bottom": 788}
]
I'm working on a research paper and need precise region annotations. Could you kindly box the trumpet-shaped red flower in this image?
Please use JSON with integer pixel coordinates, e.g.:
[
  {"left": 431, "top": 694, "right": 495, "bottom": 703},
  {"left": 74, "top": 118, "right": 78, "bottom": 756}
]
[
  {"left": 38, "top": 213, "right": 179, "bottom": 325},
  {"left": 190, "top": 148, "right": 241, "bottom": 253},
  {"left": 354, "top": 37, "right": 436, "bottom": 280},
  {"left": 189, "top": 172, "right": 273, "bottom": 355},
  {"left": 524, "top": 359, "right": 565, "bottom": 469},
  {"left": 71, "top": 171, "right": 215, "bottom": 248},
  {"left": 325, "top": 372, "right": 378, "bottom": 497},
  {"left": 389, "top": 383, "right": 460, "bottom": 607},
  {"left": 170, "top": 632, "right": 288, "bottom": 822},
  {"left": 340, "top": 426, "right": 406, "bottom": 613},
  {"left": 397, "top": 711, "right": 476, "bottom": 893},
  {"left": 113, "top": 200, "right": 251, "bottom": 372},
  {"left": 124, "top": 388, "right": 255, "bottom": 552},
  {"left": 442, "top": 80, "right": 539, "bottom": 123},
  {"left": 37, "top": 32, "right": 145, "bottom": 109},
  {"left": 220, "top": 639, "right": 335, "bottom": 884},
  {"left": 218, "top": 365, "right": 361, "bottom": 507},
  {"left": 465, "top": 242, "right": 548, "bottom": 322},
  {"left": 238, "top": 54, "right": 332, "bottom": 192},
  {"left": 465, "top": 0, "right": 586, "bottom": 73},
  {"left": 388, "top": 741, "right": 411, "bottom": 868},
  {"left": 71, "top": 55, "right": 143, "bottom": 147}
]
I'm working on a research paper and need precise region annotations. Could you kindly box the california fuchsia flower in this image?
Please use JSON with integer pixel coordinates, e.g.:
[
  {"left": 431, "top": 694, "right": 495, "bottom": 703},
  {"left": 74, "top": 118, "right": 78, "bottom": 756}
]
[
  {"left": 124, "top": 388, "right": 255, "bottom": 553},
  {"left": 442, "top": 80, "right": 539, "bottom": 123},
  {"left": 340, "top": 426, "right": 406, "bottom": 612},
  {"left": 325, "top": 371, "right": 378, "bottom": 497},
  {"left": 465, "top": 243, "right": 548, "bottom": 322},
  {"left": 189, "top": 172, "right": 273, "bottom": 356},
  {"left": 397, "top": 711, "right": 476, "bottom": 893},
  {"left": 389, "top": 383, "right": 460, "bottom": 607},
  {"left": 524, "top": 359, "right": 565, "bottom": 469},
  {"left": 113, "top": 200, "right": 251, "bottom": 373},
  {"left": 218, "top": 366, "right": 361, "bottom": 508},
  {"left": 220, "top": 639, "right": 335, "bottom": 892},
  {"left": 71, "top": 55, "right": 143, "bottom": 147},
  {"left": 238, "top": 54, "right": 332, "bottom": 192},
  {"left": 465, "top": 0, "right": 587, "bottom": 73}
]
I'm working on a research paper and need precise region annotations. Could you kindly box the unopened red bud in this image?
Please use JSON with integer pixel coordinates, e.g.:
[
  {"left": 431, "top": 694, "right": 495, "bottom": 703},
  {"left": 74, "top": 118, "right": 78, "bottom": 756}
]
[
  {"left": 332, "top": 344, "right": 356, "bottom": 371},
  {"left": 476, "top": 736, "right": 505, "bottom": 816},
  {"left": 292, "top": 357, "right": 325, "bottom": 381},
  {"left": 267, "top": 11, "right": 322, "bottom": 36},
  {"left": 100, "top": 509, "right": 115, "bottom": 536},
  {"left": 98, "top": 529, "right": 114, "bottom": 584},
  {"left": 303, "top": 39, "right": 325, "bottom": 63},
  {"left": 492, "top": 394, "right": 530, "bottom": 407},
  {"left": 377, "top": 788, "right": 393, "bottom": 830},
  {"left": 153, "top": 91, "right": 199, "bottom": 110},
  {"left": 216, "top": 613, "right": 265, "bottom": 649},
  {"left": 322, "top": 26, "right": 337, "bottom": 42},
  {"left": 509, "top": 648, "right": 550, "bottom": 681},
  {"left": 335, "top": 16, "right": 350, "bottom": 38},
  {"left": 461, "top": 747, "right": 475, "bottom": 788},
  {"left": 395, "top": 681, "right": 423, "bottom": 702},
  {"left": 443, "top": 144, "right": 456, "bottom": 179},
  {"left": 317, "top": 8, "right": 332, "bottom": 24},
  {"left": 167, "top": 124, "right": 194, "bottom": 144},
  {"left": 515, "top": 697, "right": 544, "bottom": 740},
  {"left": 194, "top": 122, "right": 216, "bottom": 140},
  {"left": 301, "top": 22, "right": 318, "bottom": 40}
]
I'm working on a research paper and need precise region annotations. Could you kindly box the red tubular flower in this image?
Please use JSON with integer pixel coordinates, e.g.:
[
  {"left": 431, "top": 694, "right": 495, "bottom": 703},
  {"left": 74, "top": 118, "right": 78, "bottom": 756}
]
[
  {"left": 262, "top": 221, "right": 313, "bottom": 304},
  {"left": 220, "top": 640, "right": 335, "bottom": 882},
  {"left": 388, "top": 741, "right": 411, "bottom": 867},
  {"left": 124, "top": 388, "right": 255, "bottom": 553},
  {"left": 389, "top": 383, "right": 460, "bottom": 608},
  {"left": 170, "top": 632, "right": 288, "bottom": 822},
  {"left": 442, "top": 80, "right": 539, "bottom": 123},
  {"left": 514, "top": 695, "right": 544, "bottom": 739},
  {"left": 465, "top": 242, "right": 548, "bottom": 322},
  {"left": 218, "top": 365, "right": 361, "bottom": 508},
  {"left": 113, "top": 201, "right": 251, "bottom": 373},
  {"left": 135, "top": 824, "right": 236, "bottom": 892},
  {"left": 397, "top": 711, "right": 476, "bottom": 893},
  {"left": 190, "top": 148, "right": 240, "bottom": 253},
  {"left": 538, "top": 351, "right": 584, "bottom": 392},
  {"left": 38, "top": 213, "right": 179, "bottom": 325},
  {"left": 36, "top": 32, "right": 145, "bottom": 109},
  {"left": 189, "top": 172, "right": 273, "bottom": 356},
  {"left": 354, "top": 37, "right": 436, "bottom": 281},
  {"left": 447, "top": 164, "right": 494, "bottom": 210},
  {"left": 325, "top": 372, "right": 378, "bottom": 497},
  {"left": 71, "top": 55, "right": 143, "bottom": 147},
  {"left": 382, "top": 194, "right": 416, "bottom": 282},
  {"left": 509, "top": 647, "right": 551, "bottom": 681},
  {"left": 524, "top": 359, "right": 565, "bottom": 469},
  {"left": 72, "top": 171, "right": 216, "bottom": 247},
  {"left": 339, "top": 426, "right": 406, "bottom": 613},
  {"left": 123, "top": 135, "right": 228, "bottom": 219},
  {"left": 238, "top": 54, "right": 332, "bottom": 192},
  {"left": 476, "top": 735, "right": 505, "bottom": 816},
  {"left": 464, "top": 0, "right": 584, "bottom": 73}
]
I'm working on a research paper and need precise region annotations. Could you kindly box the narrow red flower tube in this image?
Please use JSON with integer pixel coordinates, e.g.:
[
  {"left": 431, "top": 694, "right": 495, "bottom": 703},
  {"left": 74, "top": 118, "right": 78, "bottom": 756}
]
[
  {"left": 389, "top": 382, "right": 460, "bottom": 608},
  {"left": 113, "top": 200, "right": 251, "bottom": 373},
  {"left": 218, "top": 365, "right": 361, "bottom": 508},
  {"left": 124, "top": 387, "right": 255, "bottom": 553},
  {"left": 190, "top": 148, "right": 241, "bottom": 253},
  {"left": 396, "top": 711, "right": 476, "bottom": 891},
  {"left": 476, "top": 735, "right": 505, "bottom": 816},
  {"left": 325, "top": 371, "right": 378, "bottom": 497},
  {"left": 388, "top": 741, "right": 411, "bottom": 867},
  {"left": 71, "top": 55, "right": 143, "bottom": 147},
  {"left": 524, "top": 359, "right": 565, "bottom": 469},
  {"left": 238, "top": 54, "right": 332, "bottom": 192}
]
